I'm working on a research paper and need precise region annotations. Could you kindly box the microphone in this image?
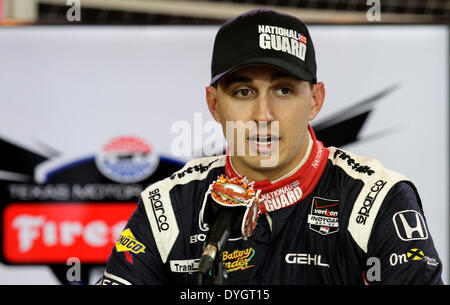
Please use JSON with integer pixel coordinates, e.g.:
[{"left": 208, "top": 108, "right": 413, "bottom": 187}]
[{"left": 197, "top": 175, "right": 260, "bottom": 284}]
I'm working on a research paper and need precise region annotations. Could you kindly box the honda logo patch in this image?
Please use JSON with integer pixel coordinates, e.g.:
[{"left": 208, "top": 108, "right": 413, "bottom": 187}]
[
  {"left": 308, "top": 196, "right": 339, "bottom": 235},
  {"left": 392, "top": 210, "right": 428, "bottom": 241}
]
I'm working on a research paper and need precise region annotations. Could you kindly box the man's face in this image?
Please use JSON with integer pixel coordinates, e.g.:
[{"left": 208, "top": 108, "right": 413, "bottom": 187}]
[{"left": 206, "top": 65, "right": 324, "bottom": 181}]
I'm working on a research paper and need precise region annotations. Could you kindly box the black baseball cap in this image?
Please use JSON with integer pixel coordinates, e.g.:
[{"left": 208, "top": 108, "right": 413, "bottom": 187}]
[{"left": 210, "top": 9, "right": 317, "bottom": 86}]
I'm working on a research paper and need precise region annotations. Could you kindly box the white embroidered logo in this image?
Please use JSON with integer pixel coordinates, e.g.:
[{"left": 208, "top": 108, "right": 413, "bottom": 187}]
[
  {"left": 258, "top": 25, "right": 307, "bottom": 60},
  {"left": 392, "top": 210, "right": 428, "bottom": 241}
]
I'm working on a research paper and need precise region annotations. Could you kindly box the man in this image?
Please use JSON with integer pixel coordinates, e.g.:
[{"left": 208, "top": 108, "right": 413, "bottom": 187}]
[{"left": 99, "top": 9, "right": 443, "bottom": 285}]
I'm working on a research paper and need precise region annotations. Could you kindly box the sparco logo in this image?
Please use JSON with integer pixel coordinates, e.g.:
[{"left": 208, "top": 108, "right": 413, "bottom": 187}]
[
  {"left": 149, "top": 188, "right": 169, "bottom": 231},
  {"left": 334, "top": 149, "right": 375, "bottom": 176},
  {"left": 170, "top": 159, "right": 218, "bottom": 180},
  {"left": 356, "top": 179, "right": 386, "bottom": 225}
]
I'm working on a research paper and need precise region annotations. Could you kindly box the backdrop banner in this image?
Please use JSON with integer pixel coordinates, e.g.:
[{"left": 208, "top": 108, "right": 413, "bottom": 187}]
[{"left": 0, "top": 25, "right": 447, "bottom": 284}]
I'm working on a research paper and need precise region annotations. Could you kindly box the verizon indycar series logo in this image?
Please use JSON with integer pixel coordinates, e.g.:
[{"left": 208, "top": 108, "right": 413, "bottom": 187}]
[
  {"left": 96, "top": 136, "right": 159, "bottom": 183},
  {"left": 307, "top": 197, "right": 339, "bottom": 235}
]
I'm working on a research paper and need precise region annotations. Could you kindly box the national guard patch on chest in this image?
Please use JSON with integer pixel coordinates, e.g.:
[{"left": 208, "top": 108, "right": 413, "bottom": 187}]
[{"left": 307, "top": 196, "right": 339, "bottom": 235}]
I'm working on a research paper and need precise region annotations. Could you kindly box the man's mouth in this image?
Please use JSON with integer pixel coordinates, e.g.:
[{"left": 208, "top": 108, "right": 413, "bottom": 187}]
[
  {"left": 248, "top": 135, "right": 279, "bottom": 144},
  {"left": 248, "top": 135, "right": 280, "bottom": 154}
]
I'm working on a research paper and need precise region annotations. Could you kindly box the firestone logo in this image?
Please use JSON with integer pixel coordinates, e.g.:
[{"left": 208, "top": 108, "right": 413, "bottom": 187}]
[{"left": 3, "top": 203, "right": 135, "bottom": 263}]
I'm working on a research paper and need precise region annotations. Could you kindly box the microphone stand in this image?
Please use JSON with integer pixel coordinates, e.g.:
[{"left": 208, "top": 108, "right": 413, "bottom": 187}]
[
  {"left": 197, "top": 246, "right": 228, "bottom": 285},
  {"left": 197, "top": 224, "right": 231, "bottom": 285}
]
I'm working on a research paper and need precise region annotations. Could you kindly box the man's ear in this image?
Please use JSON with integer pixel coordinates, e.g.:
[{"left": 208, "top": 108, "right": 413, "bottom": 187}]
[
  {"left": 205, "top": 85, "right": 221, "bottom": 123},
  {"left": 309, "top": 82, "right": 325, "bottom": 121}
]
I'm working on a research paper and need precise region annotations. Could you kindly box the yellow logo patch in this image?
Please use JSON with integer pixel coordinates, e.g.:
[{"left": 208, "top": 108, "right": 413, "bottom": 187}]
[
  {"left": 115, "top": 228, "right": 146, "bottom": 254},
  {"left": 222, "top": 248, "right": 255, "bottom": 273},
  {"left": 407, "top": 248, "right": 424, "bottom": 261}
]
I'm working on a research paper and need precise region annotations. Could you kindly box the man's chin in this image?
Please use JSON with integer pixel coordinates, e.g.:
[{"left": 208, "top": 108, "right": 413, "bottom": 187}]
[
  {"left": 250, "top": 147, "right": 281, "bottom": 168},
  {"left": 236, "top": 154, "right": 282, "bottom": 172}
]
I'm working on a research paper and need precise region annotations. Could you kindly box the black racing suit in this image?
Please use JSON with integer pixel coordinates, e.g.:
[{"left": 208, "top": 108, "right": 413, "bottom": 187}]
[{"left": 98, "top": 129, "right": 443, "bottom": 285}]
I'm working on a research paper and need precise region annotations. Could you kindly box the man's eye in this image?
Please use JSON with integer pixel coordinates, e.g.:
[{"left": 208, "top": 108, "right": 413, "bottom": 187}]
[
  {"left": 277, "top": 88, "right": 293, "bottom": 95},
  {"left": 235, "top": 89, "right": 252, "bottom": 97}
]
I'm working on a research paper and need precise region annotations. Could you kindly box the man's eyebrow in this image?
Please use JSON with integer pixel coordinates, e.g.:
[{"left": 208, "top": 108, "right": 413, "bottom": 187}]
[
  {"left": 222, "top": 72, "right": 300, "bottom": 88},
  {"left": 223, "top": 76, "right": 253, "bottom": 88}
]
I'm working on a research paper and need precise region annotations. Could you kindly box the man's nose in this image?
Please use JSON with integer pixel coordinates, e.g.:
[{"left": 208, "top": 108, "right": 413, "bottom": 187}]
[{"left": 251, "top": 94, "right": 274, "bottom": 123}]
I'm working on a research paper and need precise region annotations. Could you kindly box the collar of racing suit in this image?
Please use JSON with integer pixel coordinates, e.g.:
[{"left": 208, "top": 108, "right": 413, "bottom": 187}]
[{"left": 225, "top": 125, "right": 329, "bottom": 214}]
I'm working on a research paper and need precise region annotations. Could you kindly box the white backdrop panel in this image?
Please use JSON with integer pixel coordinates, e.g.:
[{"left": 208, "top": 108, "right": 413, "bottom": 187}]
[{"left": 0, "top": 26, "right": 447, "bottom": 284}]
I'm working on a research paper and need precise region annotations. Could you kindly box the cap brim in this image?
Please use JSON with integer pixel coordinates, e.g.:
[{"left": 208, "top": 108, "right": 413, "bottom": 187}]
[{"left": 210, "top": 56, "right": 316, "bottom": 86}]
